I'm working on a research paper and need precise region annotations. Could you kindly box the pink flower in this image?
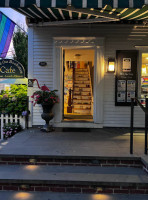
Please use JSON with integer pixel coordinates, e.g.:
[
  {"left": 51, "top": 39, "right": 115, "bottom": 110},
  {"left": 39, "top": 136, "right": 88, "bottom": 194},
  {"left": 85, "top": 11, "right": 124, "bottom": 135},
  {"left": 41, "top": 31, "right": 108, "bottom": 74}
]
[
  {"left": 31, "top": 95, "right": 34, "bottom": 98},
  {"left": 45, "top": 99, "right": 48, "bottom": 101},
  {"left": 31, "top": 101, "right": 33, "bottom": 103},
  {"left": 50, "top": 97, "right": 54, "bottom": 99}
]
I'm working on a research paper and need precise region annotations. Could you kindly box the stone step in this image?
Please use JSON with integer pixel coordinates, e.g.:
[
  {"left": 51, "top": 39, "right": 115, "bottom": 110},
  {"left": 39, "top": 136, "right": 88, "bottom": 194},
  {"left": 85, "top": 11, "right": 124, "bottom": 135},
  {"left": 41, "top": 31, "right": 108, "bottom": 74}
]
[
  {"left": 0, "top": 164, "right": 147, "bottom": 194},
  {"left": 1, "top": 191, "right": 148, "bottom": 200}
]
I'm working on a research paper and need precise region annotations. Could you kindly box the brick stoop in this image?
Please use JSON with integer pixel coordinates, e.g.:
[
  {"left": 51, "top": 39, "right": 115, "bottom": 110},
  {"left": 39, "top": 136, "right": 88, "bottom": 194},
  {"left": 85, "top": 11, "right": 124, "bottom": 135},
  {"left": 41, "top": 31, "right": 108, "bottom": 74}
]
[
  {"left": 0, "top": 155, "right": 145, "bottom": 168},
  {"left": 0, "top": 182, "right": 148, "bottom": 194},
  {"left": 0, "top": 155, "right": 147, "bottom": 195}
]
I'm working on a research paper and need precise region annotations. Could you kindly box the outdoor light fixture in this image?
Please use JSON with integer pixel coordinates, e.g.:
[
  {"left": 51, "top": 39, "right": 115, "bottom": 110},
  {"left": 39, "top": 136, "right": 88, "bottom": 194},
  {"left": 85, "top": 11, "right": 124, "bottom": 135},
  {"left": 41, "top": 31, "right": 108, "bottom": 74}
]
[
  {"left": 29, "top": 158, "right": 37, "bottom": 163},
  {"left": 107, "top": 58, "right": 115, "bottom": 72},
  {"left": 20, "top": 185, "right": 30, "bottom": 189}
]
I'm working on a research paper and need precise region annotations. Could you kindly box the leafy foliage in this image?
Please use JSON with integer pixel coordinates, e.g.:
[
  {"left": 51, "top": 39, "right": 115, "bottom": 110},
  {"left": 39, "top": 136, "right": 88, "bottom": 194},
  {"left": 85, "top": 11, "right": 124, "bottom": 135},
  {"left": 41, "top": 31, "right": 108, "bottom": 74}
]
[
  {"left": 13, "top": 27, "right": 28, "bottom": 77},
  {"left": 0, "top": 85, "right": 27, "bottom": 115},
  {"left": 3, "top": 123, "right": 22, "bottom": 139}
]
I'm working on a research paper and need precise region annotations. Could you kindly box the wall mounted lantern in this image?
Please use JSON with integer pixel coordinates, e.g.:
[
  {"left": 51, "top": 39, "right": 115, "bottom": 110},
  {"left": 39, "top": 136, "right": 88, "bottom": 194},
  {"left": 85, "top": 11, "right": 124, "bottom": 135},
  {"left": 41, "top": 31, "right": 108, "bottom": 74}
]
[{"left": 107, "top": 58, "right": 115, "bottom": 72}]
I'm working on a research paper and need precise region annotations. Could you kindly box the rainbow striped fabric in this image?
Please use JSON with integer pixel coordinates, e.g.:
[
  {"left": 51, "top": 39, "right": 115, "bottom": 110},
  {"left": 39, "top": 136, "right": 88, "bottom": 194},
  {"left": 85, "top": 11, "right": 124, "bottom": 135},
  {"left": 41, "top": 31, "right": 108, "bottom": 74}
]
[{"left": 0, "top": 12, "right": 15, "bottom": 58}]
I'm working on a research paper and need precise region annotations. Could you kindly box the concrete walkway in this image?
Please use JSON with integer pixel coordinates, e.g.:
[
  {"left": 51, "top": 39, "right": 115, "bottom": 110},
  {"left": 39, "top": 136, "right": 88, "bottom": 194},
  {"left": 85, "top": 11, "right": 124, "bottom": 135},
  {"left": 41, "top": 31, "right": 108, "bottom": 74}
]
[{"left": 0, "top": 128, "right": 147, "bottom": 161}]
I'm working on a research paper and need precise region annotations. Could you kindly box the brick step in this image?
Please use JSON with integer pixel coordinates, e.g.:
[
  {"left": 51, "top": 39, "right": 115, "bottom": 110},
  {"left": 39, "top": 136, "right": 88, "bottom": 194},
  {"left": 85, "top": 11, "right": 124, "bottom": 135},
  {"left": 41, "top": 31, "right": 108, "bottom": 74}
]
[
  {"left": 1, "top": 192, "right": 148, "bottom": 200},
  {"left": 0, "top": 164, "right": 147, "bottom": 194},
  {"left": 0, "top": 155, "right": 145, "bottom": 168}
]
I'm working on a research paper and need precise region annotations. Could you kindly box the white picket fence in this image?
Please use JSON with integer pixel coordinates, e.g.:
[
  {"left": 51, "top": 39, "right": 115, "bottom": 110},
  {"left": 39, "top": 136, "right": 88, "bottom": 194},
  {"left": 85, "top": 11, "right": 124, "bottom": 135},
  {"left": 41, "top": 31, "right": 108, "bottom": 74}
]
[{"left": 0, "top": 114, "right": 26, "bottom": 140}]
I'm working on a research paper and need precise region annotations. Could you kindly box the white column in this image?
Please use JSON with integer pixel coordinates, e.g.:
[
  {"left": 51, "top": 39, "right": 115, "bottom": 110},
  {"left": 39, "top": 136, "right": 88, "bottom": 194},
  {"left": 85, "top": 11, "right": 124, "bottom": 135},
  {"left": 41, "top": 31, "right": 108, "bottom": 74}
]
[{"left": 93, "top": 46, "right": 104, "bottom": 124}]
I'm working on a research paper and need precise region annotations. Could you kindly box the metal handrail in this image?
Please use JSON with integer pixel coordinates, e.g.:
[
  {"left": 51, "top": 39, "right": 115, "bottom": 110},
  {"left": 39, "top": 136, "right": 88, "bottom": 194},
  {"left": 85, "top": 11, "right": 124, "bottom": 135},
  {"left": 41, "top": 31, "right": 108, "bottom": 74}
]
[{"left": 130, "top": 98, "right": 148, "bottom": 154}]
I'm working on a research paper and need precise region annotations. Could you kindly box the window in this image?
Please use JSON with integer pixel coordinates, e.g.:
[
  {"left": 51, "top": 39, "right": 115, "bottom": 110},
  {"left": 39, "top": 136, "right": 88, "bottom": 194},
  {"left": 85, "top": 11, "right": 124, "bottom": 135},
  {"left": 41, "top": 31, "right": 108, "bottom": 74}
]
[{"left": 141, "top": 53, "right": 148, "bottom": 98}]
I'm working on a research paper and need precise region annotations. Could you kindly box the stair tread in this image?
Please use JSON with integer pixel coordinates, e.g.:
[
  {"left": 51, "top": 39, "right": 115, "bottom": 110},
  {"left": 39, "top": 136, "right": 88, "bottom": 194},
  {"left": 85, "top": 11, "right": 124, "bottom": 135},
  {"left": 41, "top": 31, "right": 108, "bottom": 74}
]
[
  {"left": 1, "top": 191, "right": 148, "bottom": 200},
  {"left": 73, "top": 103, "right": 91, "bottom": 105},
  {"left": 0, "top": 165, "right": 147, "bottom": 184}
]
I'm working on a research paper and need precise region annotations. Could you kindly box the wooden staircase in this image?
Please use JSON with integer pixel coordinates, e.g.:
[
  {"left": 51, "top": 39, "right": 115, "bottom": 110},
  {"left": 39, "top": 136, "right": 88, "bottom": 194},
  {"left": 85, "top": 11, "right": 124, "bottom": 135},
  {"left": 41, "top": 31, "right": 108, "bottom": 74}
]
[{"left": 73, "top": 68, "right": 92, "bottom": 115}]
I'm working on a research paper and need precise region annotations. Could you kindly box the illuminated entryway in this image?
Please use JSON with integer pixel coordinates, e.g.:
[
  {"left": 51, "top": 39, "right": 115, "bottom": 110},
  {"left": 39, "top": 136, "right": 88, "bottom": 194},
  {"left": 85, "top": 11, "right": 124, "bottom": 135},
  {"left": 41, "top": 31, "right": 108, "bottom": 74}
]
[
  {"left": 63, "top": 49, "right": 94, "bottom": 121},
  {"left": 54, "top": 38, "right": 104, "bottom": 128}
]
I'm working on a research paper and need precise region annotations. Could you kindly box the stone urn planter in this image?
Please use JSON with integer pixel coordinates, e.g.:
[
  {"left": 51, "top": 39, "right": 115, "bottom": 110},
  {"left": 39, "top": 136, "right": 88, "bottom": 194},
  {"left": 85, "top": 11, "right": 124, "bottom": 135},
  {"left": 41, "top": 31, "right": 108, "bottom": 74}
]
[{"left": 41, "top": 103, "right": 54, "bottom": 132}]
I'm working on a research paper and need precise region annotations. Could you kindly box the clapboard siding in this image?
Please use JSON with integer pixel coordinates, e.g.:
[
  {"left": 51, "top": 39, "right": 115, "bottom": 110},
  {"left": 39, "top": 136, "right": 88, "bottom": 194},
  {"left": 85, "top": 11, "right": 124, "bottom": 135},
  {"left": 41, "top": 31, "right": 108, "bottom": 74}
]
[
  {"left": 31, "top": 24, "right": 148, "bottom": 126},
  {"left": 32, "top": 29, "right": 53, "bottom": 125}
]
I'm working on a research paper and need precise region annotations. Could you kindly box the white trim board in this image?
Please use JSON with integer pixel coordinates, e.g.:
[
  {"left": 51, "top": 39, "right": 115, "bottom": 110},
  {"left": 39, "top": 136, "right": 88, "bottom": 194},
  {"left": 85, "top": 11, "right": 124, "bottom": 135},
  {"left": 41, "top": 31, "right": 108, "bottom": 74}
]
[{"left": 53, "top": 37, "right": 105, "bottom": 128}]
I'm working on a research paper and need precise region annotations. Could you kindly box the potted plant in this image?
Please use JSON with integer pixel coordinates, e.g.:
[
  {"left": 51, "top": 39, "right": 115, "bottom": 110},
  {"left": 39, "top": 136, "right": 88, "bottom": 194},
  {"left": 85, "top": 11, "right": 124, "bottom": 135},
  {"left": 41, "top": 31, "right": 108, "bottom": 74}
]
[{"left": 31, "top": 79, "right": 59, "bottom": 132}]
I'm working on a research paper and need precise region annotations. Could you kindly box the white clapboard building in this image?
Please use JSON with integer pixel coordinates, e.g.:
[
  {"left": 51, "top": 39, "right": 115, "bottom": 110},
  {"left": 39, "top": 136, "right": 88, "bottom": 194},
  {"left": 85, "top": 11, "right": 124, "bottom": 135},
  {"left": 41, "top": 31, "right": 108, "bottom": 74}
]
[{"left": 1, "top": 0, "right": 148, "bottom": 128}]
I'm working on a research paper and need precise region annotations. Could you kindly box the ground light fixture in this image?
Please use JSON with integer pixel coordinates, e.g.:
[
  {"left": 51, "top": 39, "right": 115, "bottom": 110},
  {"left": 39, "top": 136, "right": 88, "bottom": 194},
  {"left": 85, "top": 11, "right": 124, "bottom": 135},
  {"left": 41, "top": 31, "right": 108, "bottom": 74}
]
[{"left": 107, "top": 58, "right": 115, "bottom": 73}]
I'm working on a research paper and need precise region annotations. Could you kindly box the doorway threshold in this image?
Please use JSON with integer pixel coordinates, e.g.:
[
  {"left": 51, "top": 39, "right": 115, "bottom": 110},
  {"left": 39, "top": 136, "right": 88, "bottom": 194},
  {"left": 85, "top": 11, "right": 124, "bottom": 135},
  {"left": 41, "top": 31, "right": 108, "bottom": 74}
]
[
  {"left": 63, "top": 119, "right": 94, "bottom": 122},
  {"left": 54, "top": 122, "right": 103, "bottom": 128}
]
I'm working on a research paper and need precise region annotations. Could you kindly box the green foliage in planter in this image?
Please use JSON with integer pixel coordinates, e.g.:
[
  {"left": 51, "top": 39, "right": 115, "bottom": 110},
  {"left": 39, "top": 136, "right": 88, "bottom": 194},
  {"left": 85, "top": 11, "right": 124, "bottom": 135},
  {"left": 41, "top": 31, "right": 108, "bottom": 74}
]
[
  {"left": 0, "top": 85, "right": 27, "bottom": 115},
  {"left": 3, "top": 122, "right": 22, "bottom": 139}
]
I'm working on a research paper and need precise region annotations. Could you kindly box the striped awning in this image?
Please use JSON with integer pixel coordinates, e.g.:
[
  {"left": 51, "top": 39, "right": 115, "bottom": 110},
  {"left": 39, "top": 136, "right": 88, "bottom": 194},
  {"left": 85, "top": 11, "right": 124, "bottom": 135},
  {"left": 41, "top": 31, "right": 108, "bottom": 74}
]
[
  {"left": 0, "top": 0, "right": 148, "bottom": 22},
  {"left": 0, "top": 0, "right": 148, "bottom": 9}
]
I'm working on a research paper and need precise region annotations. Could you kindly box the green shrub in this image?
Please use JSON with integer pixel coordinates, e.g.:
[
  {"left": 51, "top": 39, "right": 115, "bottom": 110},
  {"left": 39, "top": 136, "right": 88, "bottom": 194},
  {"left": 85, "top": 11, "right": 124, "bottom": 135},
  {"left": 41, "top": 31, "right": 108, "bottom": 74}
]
[{"left": 0, "top": 85, "right": 27, "bottom": 115}]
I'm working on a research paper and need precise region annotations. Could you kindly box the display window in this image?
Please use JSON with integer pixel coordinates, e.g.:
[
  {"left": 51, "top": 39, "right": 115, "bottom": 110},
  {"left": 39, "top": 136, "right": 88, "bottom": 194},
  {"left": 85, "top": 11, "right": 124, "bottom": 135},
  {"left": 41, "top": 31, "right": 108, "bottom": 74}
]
[{"left": 141, "top": 53, "right": 148, "bottom": 99}]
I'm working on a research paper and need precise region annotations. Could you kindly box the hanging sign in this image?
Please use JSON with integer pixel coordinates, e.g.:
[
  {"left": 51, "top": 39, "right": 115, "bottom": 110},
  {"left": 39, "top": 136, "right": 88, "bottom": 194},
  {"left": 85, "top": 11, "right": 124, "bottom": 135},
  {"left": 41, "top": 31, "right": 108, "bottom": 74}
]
[
  {"left": 0, "top": 59, "right": 25, "bottom": 78},
  {"left": 115, "top": 50, "right": 138, "bottom": 106}
]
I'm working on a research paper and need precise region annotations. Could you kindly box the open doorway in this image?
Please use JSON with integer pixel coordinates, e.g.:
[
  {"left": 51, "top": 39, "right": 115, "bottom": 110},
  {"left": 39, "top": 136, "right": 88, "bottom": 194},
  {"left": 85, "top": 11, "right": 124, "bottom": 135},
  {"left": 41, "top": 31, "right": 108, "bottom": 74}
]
[{"left": 63, "top": 49, "right": 94, "bottom": 121}]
